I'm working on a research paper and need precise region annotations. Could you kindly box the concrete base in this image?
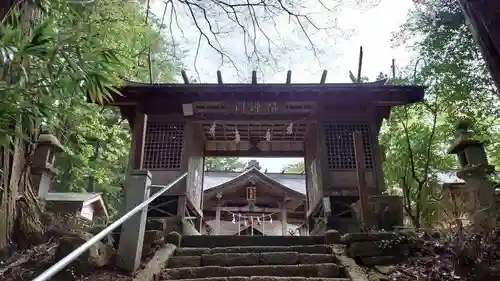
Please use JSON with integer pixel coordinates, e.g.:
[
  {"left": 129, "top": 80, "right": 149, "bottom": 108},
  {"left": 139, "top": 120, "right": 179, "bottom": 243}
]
[{"left": 117, "top": 170, "right": 152, "bottom": 273}]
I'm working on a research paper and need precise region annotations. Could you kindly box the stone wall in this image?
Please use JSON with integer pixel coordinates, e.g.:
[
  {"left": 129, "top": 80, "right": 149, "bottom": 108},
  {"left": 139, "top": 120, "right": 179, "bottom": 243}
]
[{"left": 341, "top": 232, "right": 409, "bottom": 266}]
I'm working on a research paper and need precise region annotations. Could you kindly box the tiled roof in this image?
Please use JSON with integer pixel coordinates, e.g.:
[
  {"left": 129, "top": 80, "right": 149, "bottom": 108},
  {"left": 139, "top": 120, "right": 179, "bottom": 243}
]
[
  {"left": 204, "top": 169, "right": 498, "bottom": 193},
  {"left": 45, "top": 192, "right": 101, "bottom": 202},
  {"left": 45, "top": 192, "right": 109, "bottom": 217}
]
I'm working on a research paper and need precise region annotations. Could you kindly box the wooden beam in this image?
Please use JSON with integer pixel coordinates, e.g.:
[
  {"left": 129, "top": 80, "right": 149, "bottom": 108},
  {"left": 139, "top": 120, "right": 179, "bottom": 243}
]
[
  {"left": 222, "top": 206, "right": 287, "bottom": 213},
  {"left": 391, "top": 59, "right": 396, "bottom": 80},
  {"left": 181, "top": 70, "right": 189, "bottom": 84},
  {"left": 217, "top": 70, "right": 223, "bottom": 84},
  {"left": 204, "top": 149, "right": 304, "bottom": 157},
  {"left": 191, "top": 113, "right": 314, "bottom": 122},
  {"left": 353, "top": 131, "right": 372, "bottom": 231},
  {"left": 202, "top": 209, "right": 306, "bottom": 216},
  {"left": 110, "top": 102, "right": 137, "bottom": 106},
  {"left": 203, "top": 215, "right": 306, "bottom": 223},
  {"left": 357, "top": 46, "right": 363, "bottom": 83},
  {"left": 320, "top": 70, "right": 327, "bottom": 84},
  {"left": 286, "top": 70, "right": 292, "bottom": 84},
  {"left": 252, "top": 70, "right": 257, "bottom": 84},
  {"left": 207, "top": 198, "right": 285, "bottom": 206},
  {"left": 114, "top": 85, "right": 424, "bottom": 104}
]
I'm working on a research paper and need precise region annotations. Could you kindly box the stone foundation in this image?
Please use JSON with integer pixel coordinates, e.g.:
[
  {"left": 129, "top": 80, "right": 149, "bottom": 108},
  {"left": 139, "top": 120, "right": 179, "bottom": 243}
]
[
  {"left": 341, "top": 232, "right": 409, "bottom": 266},
  {"left": 353, "top": 195, "right": 404, "bottom": 231}
]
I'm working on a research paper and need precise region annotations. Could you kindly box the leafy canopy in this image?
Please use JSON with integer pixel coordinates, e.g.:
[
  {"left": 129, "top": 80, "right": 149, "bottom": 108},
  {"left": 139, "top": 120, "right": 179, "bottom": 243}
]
[{"left": 381, "top": 0, "right": 500, "bottom": 228}]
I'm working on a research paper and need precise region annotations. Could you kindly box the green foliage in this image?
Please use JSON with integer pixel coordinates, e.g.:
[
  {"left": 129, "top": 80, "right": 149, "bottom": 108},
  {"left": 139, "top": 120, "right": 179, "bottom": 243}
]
[
  {"left": 0, "top": 0, "right": 142, "bottom": 249},
  {"left": 0, "top": 1, "right": 124, "bottom": 141},
  {"left": 42, "top": 0, "right": 180, "bottom": 215},
  {"left": 381, "top": 0, "right": 500, "bottom": 228},
  {"left": 204, "top": 157, "right": 245, "bottom": 172},
  {"left": 0, "top": 0, "right": 179, "bottom": 218},
  {"left": 283, "top": 162, "right": 305, "bottom": 173}
]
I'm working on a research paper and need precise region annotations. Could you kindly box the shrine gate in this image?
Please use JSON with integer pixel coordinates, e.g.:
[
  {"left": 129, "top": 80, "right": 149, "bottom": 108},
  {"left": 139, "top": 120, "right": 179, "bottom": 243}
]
[{"left": 102, "top": 70, "right": 424, "bottom": 236}]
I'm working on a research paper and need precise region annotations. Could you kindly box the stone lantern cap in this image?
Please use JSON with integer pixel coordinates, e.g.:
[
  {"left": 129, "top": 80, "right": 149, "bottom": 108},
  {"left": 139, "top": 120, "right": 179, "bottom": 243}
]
[{"left": 38, "top": 133, "right": 64, "bottom": 152}]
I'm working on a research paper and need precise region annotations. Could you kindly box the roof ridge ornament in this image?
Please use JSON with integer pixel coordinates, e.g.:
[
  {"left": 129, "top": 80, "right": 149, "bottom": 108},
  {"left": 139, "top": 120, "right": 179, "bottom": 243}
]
[{"left": 245, "top": 160, "right": 261, "bottom": 171}]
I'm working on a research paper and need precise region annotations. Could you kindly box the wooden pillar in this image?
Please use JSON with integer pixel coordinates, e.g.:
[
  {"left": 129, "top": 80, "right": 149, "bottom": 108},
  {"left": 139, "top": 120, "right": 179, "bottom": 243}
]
[
  {"left": 353, "top": 131, "right": 372, "bottom": 231},
  {"left": 215, "top": 205, "right": 221, "bottom": 235},
  {"left": 128, "top": 110, "right": 147, "bottom": 172},
  {"left": 117, "top": 170, "right": 151, "bottom": 273},
  {"left": 281, "top": 203, "right": 288, "bottom": 236},
  {"left": 370, "top": 119, "right": 385, "bottom": 194},
  {"left": 119, "top": 109, "right": 147, "bottom": 222}
]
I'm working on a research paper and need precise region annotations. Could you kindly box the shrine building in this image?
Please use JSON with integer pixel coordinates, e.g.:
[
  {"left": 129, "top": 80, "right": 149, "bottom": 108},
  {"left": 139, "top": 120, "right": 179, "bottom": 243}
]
[
  {"left": 98, "top": 70, "right": 425, "bottom": 235},
  {"left": 202, "top": 160, "right": 307, "bottom": 236}
]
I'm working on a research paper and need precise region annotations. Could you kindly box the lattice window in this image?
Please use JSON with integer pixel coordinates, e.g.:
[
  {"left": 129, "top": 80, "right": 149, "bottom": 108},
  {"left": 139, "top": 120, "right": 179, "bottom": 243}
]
[
  {"left": 324, "top": 123, "right": 373, "bottom": 169},
  {"left": 143, "top": 122, "right": 184, "bottom": 169}
]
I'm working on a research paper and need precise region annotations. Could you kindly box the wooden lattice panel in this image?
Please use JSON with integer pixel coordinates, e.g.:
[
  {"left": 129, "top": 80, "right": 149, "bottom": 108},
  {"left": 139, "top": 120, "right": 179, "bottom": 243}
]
[
  {"left": 143, "top": 122, "right": 184, "bottom": 169},
  {"left": 324, "top": 123, "right": 373, "bottom": 169}
]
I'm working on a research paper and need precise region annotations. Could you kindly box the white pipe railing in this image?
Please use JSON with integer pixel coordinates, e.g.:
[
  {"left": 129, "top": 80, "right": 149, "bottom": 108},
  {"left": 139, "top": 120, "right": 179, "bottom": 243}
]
[{"left": 31, "top": 172, "right": 188, "bottom": 281}]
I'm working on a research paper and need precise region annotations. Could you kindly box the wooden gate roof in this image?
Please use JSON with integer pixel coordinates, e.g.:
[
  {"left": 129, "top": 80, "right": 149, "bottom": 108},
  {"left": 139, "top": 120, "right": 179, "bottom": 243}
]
[
  {"left": 96, "top": 71, "right": 425, "bottom": 140},
  {"left": 109, "top": 80, "right": 425, "bottom": 105},
  {"left": 97, "top": 70, "right": 425, "bottom": 106}
]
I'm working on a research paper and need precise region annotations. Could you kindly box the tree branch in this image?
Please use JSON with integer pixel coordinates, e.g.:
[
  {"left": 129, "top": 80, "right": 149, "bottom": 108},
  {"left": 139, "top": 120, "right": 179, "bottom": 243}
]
[{"left": 162, "top": 0, "right": 339, "bottom": 77}]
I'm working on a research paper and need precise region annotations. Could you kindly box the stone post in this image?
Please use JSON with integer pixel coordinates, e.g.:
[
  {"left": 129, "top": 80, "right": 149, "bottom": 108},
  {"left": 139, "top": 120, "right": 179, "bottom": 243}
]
[
  {"left": 31, "top": 133, "right": 63, "bottom": 206},
  {"left": 280, "top": 202, "right": 288, "bottom": 236},
  {"left": 117, "top": 170, "right": 151, "bottom": 273},
  {"left": 215, "top": 205, "right": 221, "bottom": 235}
]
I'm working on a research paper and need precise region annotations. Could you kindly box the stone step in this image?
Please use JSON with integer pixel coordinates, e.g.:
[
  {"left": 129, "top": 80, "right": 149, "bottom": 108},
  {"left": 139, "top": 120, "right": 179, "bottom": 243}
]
[
  {"left": 155, "top": 277, "right": 350, "bottom": 281},
  {"left": 159, "top": 263, "right": 344, "bottom": 279},
  {"left": 181, "top": 235, "right": 325, "bottom": 247},
  {"left": 175, "top": 245, "right": 331, "bottom": 256},
  {"left": 168, "top": 253, "right": 338, "bottom": 268}
]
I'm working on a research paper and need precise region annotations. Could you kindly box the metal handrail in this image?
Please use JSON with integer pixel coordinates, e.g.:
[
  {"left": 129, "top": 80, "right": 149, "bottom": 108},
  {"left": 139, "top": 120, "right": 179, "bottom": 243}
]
[{"left": 32, "top": 172, "right": 188, "bottom": 281}]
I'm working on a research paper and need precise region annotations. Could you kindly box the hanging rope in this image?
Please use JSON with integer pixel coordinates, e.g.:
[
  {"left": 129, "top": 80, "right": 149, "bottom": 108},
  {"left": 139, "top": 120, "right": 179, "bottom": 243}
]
[
  {"left": 199, "top": 113, "right": 313, "bottom": 143},
  {"left": 225, "top": 209, "right": 276, "bottom": 223}
]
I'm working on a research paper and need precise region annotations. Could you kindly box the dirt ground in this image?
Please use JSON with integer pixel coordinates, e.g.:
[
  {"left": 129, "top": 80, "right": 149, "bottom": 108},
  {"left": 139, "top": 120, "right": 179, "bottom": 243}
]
[{"left": 0, "top": 241, "right": 133, "bottom": 281}]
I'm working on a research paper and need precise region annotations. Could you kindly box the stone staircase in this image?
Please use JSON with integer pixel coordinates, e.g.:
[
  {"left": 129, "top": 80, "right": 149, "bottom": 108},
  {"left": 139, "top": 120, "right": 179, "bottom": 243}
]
[{"left": 156, "top": 235, "right": 352, "bottom": 281}]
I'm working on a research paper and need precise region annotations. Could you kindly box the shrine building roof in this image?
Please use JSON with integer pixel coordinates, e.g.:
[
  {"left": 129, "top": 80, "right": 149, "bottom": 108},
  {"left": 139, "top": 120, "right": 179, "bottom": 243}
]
[{"left": 203, "top": 170, "right": 306, "bottom": 195}]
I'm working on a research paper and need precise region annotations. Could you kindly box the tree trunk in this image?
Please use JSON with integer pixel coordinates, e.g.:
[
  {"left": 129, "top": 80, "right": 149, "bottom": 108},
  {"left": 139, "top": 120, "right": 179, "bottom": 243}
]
[
  {"left": 0, "top": 132, "right": 46, "bottom": 254},
  {"left": 0, "top": 1, "right": 46, "bottom": 257}
]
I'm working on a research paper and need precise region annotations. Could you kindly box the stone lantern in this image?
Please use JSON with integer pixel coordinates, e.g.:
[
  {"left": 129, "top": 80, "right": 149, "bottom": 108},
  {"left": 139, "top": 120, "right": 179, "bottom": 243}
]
[
  {"left": 31, "top": 132, "right": 64, "bottom": 200},
  {"left": 447, "top": 123, "right": 496, "bottom": 233}
]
